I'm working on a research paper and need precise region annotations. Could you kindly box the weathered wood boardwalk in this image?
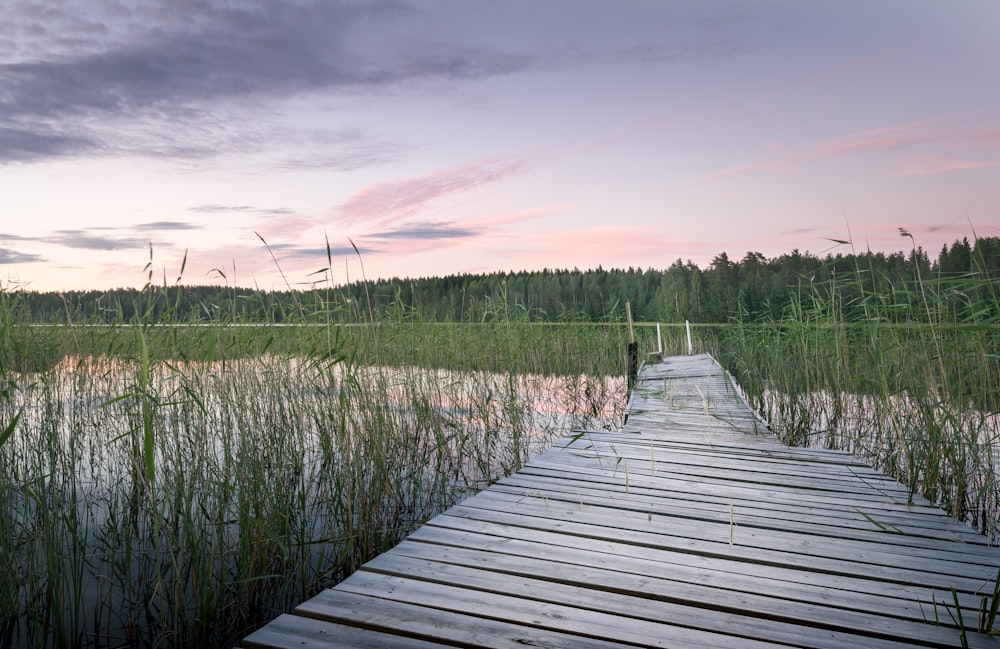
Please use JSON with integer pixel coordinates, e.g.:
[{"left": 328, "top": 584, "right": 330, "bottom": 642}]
[{"left": 241, "top": 353, "right": 1000, "bottom": 648}]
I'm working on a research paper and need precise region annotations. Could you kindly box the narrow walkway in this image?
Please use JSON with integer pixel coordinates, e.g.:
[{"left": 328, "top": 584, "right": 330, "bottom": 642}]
[{"left": 241, "top": 354, "right": 999, "bottom": 648}]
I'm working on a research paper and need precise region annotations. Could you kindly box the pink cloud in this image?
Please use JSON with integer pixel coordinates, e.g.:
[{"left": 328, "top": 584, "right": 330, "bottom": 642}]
[
  {"left": 815, "top": 119, "right": 940, "bottom": 156},
  {"left": 894, "top": 156, "right": 997, "bottom": 177},
  {"left": 984, "top": 130, "right": 1000, "bottom": 145},
  {"left": 335, "top": 156, "right": 528, "bottom": 228},
  {"left": 696, "top": 117, "right": 968, "bottom": 188},
  {"left": 475, "top": 205, "right": 571, "bottom": 227},
  {"left": 356, "top": 224, "right": 683, "bottom": 278},
  {"left": 340, "top": 206, "right": 568, "bottom": 267}
]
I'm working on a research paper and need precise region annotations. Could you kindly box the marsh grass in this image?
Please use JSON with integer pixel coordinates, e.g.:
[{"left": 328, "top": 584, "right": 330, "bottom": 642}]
[
  {"left": 716, "top": 245, "right": 1000, "bottom": 539},
  {"left": 0, "top": 278, "right": 633, "bottom": 648}
]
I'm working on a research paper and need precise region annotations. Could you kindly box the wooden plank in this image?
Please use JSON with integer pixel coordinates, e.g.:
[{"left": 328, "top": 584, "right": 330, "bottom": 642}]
[
  {"left": 456, "top": 490, "right": 994, "bottom": 583},
  {"left": 360, "top": 552, "right": 949, "bottom": 649},
  {"left": 296, "top": 588, "right": 651, "bottom": 649},
  {"left": 496, "top": 472, "right": 989, "bottom": 546},
  {"left": 489, "top": 477, "right": 995, "bottom": 551},
  {"left": 241, "top": 353, "right": 1000, "bottom": 648},
  {"left": 526, "top": 452, "right": 942, "bottom": 510},
  {"left": 401, "top": 524, "right": 986, "bottom": 622},
  {"left": 530, "top": 448, "right": 917, "bottom": 499},
  {"left": 555, "top": 433, "right": 864, "bottom": 465},
  {"left": 431, "top": 502, "right": 994, "bottom": 592},
  {"left": 513, "top": 463, "right": 962, "bottom": 538},
  {"left": 241, "top": 614, "right": 453, "bottom": 648},
  {"left": 515, "top": 460, "right": 947, "bottom": 515},
  {"left": 552, "top": 436, "right": 901, "bottom": 480},
  {"left": 336, "top": 570, "right": 795, "bottom": 649},
  {"left": 409, "top": 513, "right": 986, "bottom": 609},
  {"left": 536, "top": 439, "right": 910, "bottom": 488}
]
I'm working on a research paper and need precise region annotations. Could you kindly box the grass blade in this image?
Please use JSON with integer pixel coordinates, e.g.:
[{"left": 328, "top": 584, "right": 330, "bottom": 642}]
[{"left": 0, "top": 408, "right": 20, "bottom": 448}]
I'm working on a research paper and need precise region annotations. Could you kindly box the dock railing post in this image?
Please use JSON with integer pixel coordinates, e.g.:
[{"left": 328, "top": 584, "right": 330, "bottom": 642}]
[
  {"left": 626, "top": 302, "right": 638, "bottom": 394},
  {"left": 685, "top": 319, "right": 693, "bottom": 355}
]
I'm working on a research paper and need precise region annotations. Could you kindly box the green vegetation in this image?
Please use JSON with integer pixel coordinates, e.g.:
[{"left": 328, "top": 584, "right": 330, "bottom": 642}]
[
  {"left": 715, "top": 233, "right": 1000, "bottom": 539},
  {"left": 12, "top": 236, "right": 1000, "bottom": 325},
  {"left": 0, "top": 276, "right": 643, "bottom": 648},
  {"left": 1, "top": 234, "right": 998, "bottom": 647}
]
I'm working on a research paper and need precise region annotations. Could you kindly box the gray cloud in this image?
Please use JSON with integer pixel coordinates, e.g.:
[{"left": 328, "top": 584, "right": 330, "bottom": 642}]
[
  {"left": 278, "top": 146, "right": 402, "bottom": 173},
  {"left": 0, "top": 1, "right": 531, "bottom": 165},
  {"left": 46, "top": 229, "right": 147, "bottom": 251},
  {"left": 273, "top": 128, "right": 406, "bottom": 172},
  {"left": 371, "top": 222, "right": 479, "bottom": 240},
  {"left": 0, "top": 125, "right": 98, "bottom": 162},
  {"left": 0, "top": 247, "right": 45, "bottom": 264},
  {"left": 4, "top": 3, "right": 393, "bottom": 118},
  {"left": 189, "top": 205, "right": 296, "bottom": 216},
  {"left": 782, "top": 226, "right": 826, "bottom": 235},
  {"left": 2, "top": 226, "right": 184, "bottom": 253},
  {"left": 189, "top": 205, "right": 259, "bottom": 214},
  {"left": 243, "top": 223, "right": 483, "bottom": 272},
  {"left": 270, "top": 244, "right": 368, "bottom": 261},
  {"left": 132, "top": 221, "right": 202, "bottom": 231},
  {"left": 257, "top": 223, "right": 484, "bottom": 269}
]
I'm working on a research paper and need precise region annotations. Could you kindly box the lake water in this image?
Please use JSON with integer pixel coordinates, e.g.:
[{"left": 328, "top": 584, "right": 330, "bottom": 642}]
[{"left": 0, "top": 355, "right": 625, "bottom": 648}]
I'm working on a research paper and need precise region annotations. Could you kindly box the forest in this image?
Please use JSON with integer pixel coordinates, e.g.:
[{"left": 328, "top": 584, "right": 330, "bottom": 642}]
[{"left": 7, "top": 236, "right": 1000, "bottom": 325}]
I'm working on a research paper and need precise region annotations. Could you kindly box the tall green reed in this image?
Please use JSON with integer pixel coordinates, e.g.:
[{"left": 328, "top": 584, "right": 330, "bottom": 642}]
[
  {"left": 717, "top": 240, "right": 1000, "bottom": 538},
  {"left": 0, "top": 271, "right": 629, "bottom": 648}
]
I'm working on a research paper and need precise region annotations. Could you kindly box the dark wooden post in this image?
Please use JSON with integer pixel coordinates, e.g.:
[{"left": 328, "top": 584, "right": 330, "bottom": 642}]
[{"left": 626, "top": 302, "right": 638, "bottom": 394}]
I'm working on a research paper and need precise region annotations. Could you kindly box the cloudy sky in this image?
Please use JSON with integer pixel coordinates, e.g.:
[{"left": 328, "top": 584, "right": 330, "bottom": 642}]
[{"left": 1, "top": 1, "right": 998, "bottom": 292}]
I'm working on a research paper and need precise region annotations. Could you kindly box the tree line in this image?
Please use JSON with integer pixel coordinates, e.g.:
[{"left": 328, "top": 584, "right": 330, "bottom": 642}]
[{"left": 7, "top": 237, "right": 1000, "bottom": 325}]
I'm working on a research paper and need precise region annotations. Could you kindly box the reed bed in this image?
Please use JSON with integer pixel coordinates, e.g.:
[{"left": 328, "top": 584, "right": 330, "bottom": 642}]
[
  {"left": 0, "top": 287, "right": 632, "bottom": 648},
  {"left": 716, "top": 261, "right": 1000, "bottom": 540}
]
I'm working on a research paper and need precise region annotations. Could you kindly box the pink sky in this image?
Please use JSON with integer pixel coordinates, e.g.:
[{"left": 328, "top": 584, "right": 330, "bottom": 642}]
[{"left": 1, "top": 1, "right": 998, "bottom": 292}]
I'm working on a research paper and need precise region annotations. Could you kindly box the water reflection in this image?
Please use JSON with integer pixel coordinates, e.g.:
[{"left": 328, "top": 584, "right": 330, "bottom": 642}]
[{"left": 0, "top": 355, "right": 624, "bottom": 648}]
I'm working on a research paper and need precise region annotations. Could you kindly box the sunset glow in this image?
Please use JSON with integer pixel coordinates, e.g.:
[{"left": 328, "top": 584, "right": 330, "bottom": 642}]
[{"left": 1, "top": 1, "right": 998, "bottom": 292}]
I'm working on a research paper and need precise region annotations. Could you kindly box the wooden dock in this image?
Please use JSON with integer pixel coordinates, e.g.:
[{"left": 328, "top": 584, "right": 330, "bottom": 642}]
[{"left": 241, "top": 353, "right": 1000, "bottom": 648}]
